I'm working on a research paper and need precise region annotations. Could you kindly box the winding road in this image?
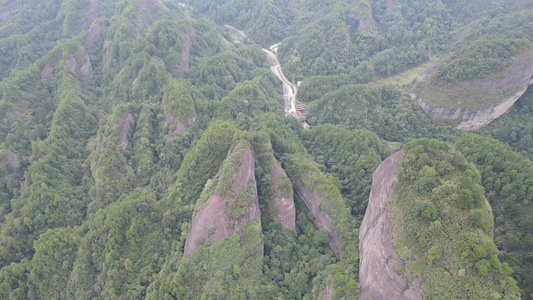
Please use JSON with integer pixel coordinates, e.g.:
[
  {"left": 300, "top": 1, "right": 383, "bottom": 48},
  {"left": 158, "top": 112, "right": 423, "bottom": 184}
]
[{"left": 224, "top": 25, "right": 309, "bottom": 128}]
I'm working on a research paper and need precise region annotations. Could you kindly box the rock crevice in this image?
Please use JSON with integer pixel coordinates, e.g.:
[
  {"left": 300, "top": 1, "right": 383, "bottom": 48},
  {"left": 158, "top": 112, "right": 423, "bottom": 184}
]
[
  {"left": 270, "top": 158, "right": 295, "bottom": 227},
  {"left": 294, "top": 180, "right": 342, "bottom": 260}
]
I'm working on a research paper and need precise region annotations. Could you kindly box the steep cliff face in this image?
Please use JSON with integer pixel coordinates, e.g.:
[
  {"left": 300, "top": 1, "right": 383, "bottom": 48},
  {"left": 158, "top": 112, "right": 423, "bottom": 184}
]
[
  {"left": 359, "top": 150, "right": 424, "bottom": 300},
  {"left": 360, "top": 141, "right": 520, "bottom": 300},
  {"left": 270, "top": 157, "right": 295, "bottom": 227},
  {"left": 411, "top": 52, "right": 533, "bottom": 131},
  {"left": 411, "top": 85, "right": 530, "bottom": 131},
  {"left": 183, "top": 143, "right": 262, "bottom": 257},
  {"left": 294, "top": 180, "right": 343, "bottom": 260}
]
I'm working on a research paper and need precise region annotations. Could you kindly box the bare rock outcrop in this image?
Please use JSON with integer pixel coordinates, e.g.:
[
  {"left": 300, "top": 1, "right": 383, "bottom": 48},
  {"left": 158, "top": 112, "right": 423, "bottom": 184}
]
[
  {"left": 359, "top": 150, "right": 424, "bottom": 300},
  {"left": 174, "top": 114, "right": 196, "bottom": 134},
  {"left": 41, "top": 66, "right": 55, "bottom": 79},
  {"left": 6, "top": 150, "right": 19, "bottom": 167},
  {"left": 183, "top": 145, "right": 262, "bottom": 257},
  {"left": 294, "top": 180, "right": 343, "bottom": 260},
  {"left": 411, "top": 53, "right": 533, "bottom": 131},
  {"left": 79, "top": 51, "right": 92, "bottom": 77},
  {"left": 119, "top": 113, "right": 133, "bottom": 152},
  {"left": 66, "top": 55, "right": 77, "bottom": 73},
  {"left": 270, "top": 157, "right": 295, "bottom": 227},
  {"left": 177, "top": 29, "right": 192, "bottom": 78},
  {"left": 161, "top": 104, "right": 196, "bottom": 135},
  {"left": 0, "top": 0, "right": 20, "bottom": 23},
  {"left": 137, "top": 0, "right": 156, "bottom": 28},
  {"left": 75, "top": 0, "right": 100, "bottom": 35},
  {"left": 412, "top": 85, "right": 529, "bottom": 131},
  {"left": 85, "top": 20, "right": 105, "bottom": 47},
  {"left": 42, "top": 46, "right": 93, "bottom": 79}
]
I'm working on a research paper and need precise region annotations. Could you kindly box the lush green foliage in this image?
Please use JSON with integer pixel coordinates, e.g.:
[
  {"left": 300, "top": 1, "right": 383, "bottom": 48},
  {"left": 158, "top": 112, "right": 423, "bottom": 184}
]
[
  {"left": 0, "top": 0, "right": 531, "bottom": 299},
  {"left": 391, "top": 139, "right": 520, "bottom": 299},
  {"left": 457, "top": 134, "right": 533, "bottom": 297},
  {"left": 305, "top": 84, "right": 457, "bottom": 141},
  {"left": 301, "top": 124, "right": 387, "bottom": 216},
  {"left": 478, "top": 86, "right": 533, "bottom": 160},
  {"left": 433, "top": 39, "right": 531, "bottom": 85}
]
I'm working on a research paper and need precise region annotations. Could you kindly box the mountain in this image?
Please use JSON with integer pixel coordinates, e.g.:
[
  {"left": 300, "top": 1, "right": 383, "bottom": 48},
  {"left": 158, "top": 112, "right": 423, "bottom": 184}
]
[
  {"left": 0, "top": 0, "right": 533, "bottom": 299},
  {"left": 360, "top": 141, "right": 520, "bottom": 299}
]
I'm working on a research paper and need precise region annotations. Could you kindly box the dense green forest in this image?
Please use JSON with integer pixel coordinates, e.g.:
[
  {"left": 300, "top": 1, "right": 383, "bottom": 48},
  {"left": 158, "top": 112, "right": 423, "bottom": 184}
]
[
  {"left": 391, "top": 139, "right": 519, "bottom": 299},
  {"left": 0, "top": 0, "right": 532, "bottom": 299}
]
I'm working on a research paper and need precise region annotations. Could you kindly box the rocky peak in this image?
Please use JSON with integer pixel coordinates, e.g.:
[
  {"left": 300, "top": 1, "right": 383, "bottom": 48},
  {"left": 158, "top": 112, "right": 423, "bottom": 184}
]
[{"left": 183, "top": 143, "right": 262, "bottom": 257}]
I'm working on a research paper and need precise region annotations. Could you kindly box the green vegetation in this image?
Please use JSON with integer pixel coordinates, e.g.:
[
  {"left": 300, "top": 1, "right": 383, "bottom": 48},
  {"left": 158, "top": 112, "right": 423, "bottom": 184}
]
[
  {"left": 433, "top": 39, "right": 531, "bottom": 85},
  {"left": 305, "top": 84, "right": 457, "bottom": 141},
  {"left": 390, "top": 139, "right": 520, "bottom": 299},
  {"left": 0, "top": 0, "right": 532, "bottom": 299},
  {"left": 412, "top": 38, "right": 532, "bottom": 109},
  {"left": 413, "top": 37, "right": 533, "bottom": 108},
  {"left": 162, "top": 79, "right": 199, "bottom": 124},
  {"left": 168, "top": 120, "right": 238, "bottom": 206},
  {"left": 457, "top": 134, "right": 533, "bottom": 298},
  {"left": 301, "top": 124, "right": 387, "bottom": 216},
  {"left": 478, "top": 86, "right": 533, "bottom": 160}
]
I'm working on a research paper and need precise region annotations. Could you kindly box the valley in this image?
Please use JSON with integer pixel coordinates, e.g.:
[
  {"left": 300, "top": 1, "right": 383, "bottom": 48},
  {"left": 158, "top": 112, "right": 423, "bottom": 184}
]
[{"left": 0, "top": 0, "right": 532, "bottom": 299}]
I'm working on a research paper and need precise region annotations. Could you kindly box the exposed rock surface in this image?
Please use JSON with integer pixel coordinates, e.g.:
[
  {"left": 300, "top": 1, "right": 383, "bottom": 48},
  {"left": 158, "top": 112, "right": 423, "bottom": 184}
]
[
  {"left": 412, "top": 85, "right": 530, "bottom": 131},
  {"left": 66, "top": 55, "right": 77, "bottom": 73},
  {"left": 41, "top": 66, "right": 55, "bottom": 79},
  {"left": 119, "top": 113, "right": 133, "bottom": 152},
  {"left": 270, "top": 158, "right": 295, "bottom": 227},
  {"left": 40, "top": 46, "right": 93, "bottom": 78},
  {"left": 79, "top": 0, "right": 100, "bottom": 34},
  {"left": 411, "top": 53, "right": 533, "bottom": 131},
  {"left": 183, "top": 146, "right": 262, "bottom": 257},
  {"left": 161, "top": 104, "right": 196, "bottom": 135},
  {"left": 79, "top": 50, "right": 92, "bottom": 77},
  {"left": 137, "top": 0, "right": 156, "bottom": 28},
  {"left": 359, "top": 150, "right": 424, "bottom": 300},
  {"left": 85, "top": 20, "right": 105, "bottom": 46},
  {"left": 174, "top": 114, "right": 196, "bottom": 134},
  {"left": 177, "top": 29, "right": 192, "bottom": 78},
  {"left": 349, "top": 7, "right": 373, "bottom": 33},
  {"left": 0, "top": 0, "right": 19, "bottom": 23},
  {"left": 6, "top": 151, "right": 19, "bottom": 167},
  {"left": 386, "top": 0, "right": 396, "bottom": 11},
  {"left": 294, "top": 180, "right": 343, "bottom": 260}
]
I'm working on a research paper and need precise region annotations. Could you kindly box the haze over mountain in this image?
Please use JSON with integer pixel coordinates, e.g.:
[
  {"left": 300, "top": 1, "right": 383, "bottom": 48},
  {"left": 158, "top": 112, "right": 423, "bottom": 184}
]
[{"left": 0, "top": 0, "right": 532, "bottom": 299}]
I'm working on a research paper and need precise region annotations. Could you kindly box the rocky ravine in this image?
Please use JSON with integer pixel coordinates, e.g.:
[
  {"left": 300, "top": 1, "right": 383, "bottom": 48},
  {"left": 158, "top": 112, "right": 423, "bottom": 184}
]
[
  {"left": 183, "top": 145, "right": 262, "bottom": 257},
  {"left": 359, "top": 150, "right": 424, "bottom": 300},
  {"left": 411, "top": 53, "right": 533, "bottom": 131},
  {"left": 270, "top": 156, "right": 296, "bottom": 228},
  {"left": 294, "top": 180, "right": 343, "bottom": 260}
]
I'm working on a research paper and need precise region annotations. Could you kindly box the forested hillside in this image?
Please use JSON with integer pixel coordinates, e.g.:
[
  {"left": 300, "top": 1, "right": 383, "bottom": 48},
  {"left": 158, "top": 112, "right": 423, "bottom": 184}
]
[
  {"left": 0, "top": 0, "right": 532, "bottom": 299},
  {"left": 387, "top": 139, "right": 519, "bottom": 299}
]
